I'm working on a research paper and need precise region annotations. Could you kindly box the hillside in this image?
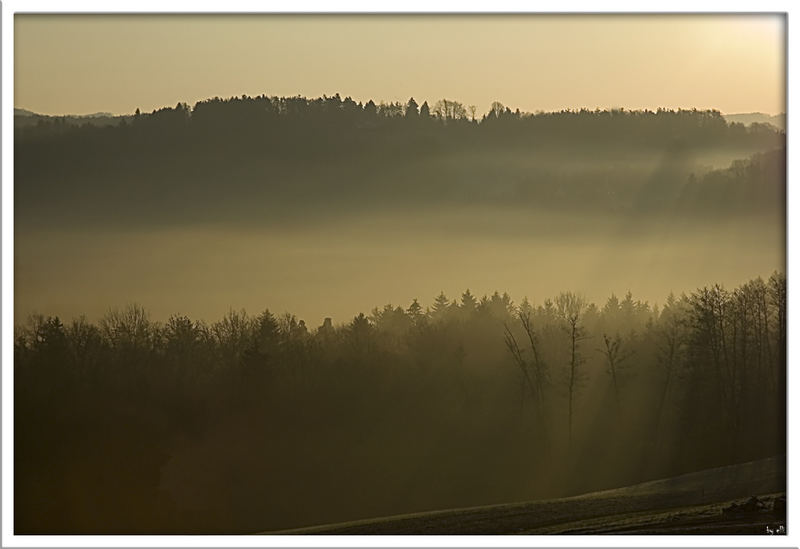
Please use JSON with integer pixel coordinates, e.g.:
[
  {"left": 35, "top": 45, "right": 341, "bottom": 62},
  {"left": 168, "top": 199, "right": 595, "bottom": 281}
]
[{"left": 14, "top": 96, "right": 786, "bottom": 233}]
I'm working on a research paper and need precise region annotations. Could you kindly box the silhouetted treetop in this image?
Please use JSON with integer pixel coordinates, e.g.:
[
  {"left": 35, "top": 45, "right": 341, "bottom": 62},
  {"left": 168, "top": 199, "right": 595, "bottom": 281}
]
[{"left": 15, "top": 92, "right": 785, "bottom": 148}]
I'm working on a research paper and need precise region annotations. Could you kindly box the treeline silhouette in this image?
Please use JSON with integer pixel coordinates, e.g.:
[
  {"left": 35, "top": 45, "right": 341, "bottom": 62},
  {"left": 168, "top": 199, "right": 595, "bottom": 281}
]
[
  {"left": 15, "top": 274, "right": 785, "bottom": 533},
  {"left": 15, "top": 94, "right": 785, "bottom": 230},
  {"left": 15, "top": 94, "right": 784, "bottom": 149}
]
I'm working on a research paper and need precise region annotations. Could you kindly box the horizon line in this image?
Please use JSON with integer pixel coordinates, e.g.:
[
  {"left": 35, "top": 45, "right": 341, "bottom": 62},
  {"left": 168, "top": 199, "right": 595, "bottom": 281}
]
[{"left": 13, "top": 102, "right": 787, "bottom": 119}]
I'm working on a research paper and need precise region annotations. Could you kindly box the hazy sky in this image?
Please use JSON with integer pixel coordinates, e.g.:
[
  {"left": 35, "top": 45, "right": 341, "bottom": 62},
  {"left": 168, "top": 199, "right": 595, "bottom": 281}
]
[{"left": 15, "top": 13, "right": 785, "bottom": 116}]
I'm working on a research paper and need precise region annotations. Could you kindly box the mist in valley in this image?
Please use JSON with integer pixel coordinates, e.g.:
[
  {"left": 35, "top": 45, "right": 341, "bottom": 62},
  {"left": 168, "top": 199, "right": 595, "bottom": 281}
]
[{"left": 15, "top": 210, "right": 783, "bottom": 329}]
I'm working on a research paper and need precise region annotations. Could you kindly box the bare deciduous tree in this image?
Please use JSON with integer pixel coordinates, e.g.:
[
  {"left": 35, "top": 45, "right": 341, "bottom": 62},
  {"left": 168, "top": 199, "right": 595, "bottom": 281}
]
[
  {"left": 597, "top": 333, "right": 633, "bottom": 409},
  {"left": 503, "top": 310, "right": 549, "bottom": 431},
  {"left": 555, "top": 292, "right": 587, "bottom": 449}
]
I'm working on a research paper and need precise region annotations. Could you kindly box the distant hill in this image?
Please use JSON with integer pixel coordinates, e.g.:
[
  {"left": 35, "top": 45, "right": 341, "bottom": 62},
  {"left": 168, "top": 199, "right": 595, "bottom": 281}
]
[
  {"left": 13, "top": 108, "right": 128, "bottom": 129},
  {"left": 723, "top": 112, "right": 785, "bottom": 130},
  {"left": 15, "top": 107, "right": 116, "bottom": 118},
  {"left": 14, "top": 108, "right": 38, "bottom": 117}
]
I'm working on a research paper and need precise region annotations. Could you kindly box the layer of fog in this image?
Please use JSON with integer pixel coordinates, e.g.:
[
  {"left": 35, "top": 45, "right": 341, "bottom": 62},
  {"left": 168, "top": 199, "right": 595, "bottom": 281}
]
[{"left": 15, "top": 207, "right": 784, "bottom": 327}]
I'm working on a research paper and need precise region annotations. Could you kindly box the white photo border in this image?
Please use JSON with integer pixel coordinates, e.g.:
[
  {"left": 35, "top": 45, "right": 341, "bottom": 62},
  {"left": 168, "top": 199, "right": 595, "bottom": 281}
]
[{"left": 2, "top": 2, "right": 794, "bottom": 547}]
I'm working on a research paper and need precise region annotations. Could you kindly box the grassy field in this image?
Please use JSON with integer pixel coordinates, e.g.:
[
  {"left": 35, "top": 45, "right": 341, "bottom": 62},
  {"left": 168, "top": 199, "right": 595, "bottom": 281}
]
[{"left": 263, "top": 456, "right": 785, "bottom": 535}]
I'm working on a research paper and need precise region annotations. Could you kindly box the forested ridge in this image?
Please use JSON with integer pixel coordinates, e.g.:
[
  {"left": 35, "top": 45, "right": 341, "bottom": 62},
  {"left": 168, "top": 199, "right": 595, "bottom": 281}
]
[
  {"left": 15, "top": 274, "right": 786, "bottom": 533},
  {"left": 15, "top": 94, "right": 784, "bottom": 149},
  {"left": 15, "top": 94, "right": 785, "bottom": 229}
]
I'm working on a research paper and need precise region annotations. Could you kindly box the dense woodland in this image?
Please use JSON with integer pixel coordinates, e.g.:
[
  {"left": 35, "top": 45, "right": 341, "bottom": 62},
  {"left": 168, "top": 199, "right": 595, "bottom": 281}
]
[
  {"left": 15, "top": 274, "right": 785, "bottom": 533},
  {"left": 15, "top": 94, "right": 785, "bottom": 230}
]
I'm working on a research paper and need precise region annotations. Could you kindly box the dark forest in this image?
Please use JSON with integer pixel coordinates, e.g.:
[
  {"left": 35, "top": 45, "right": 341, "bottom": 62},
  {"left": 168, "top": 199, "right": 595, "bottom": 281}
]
[{"left": 15, "top": 274, "right": 785, "bottom": 532}]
